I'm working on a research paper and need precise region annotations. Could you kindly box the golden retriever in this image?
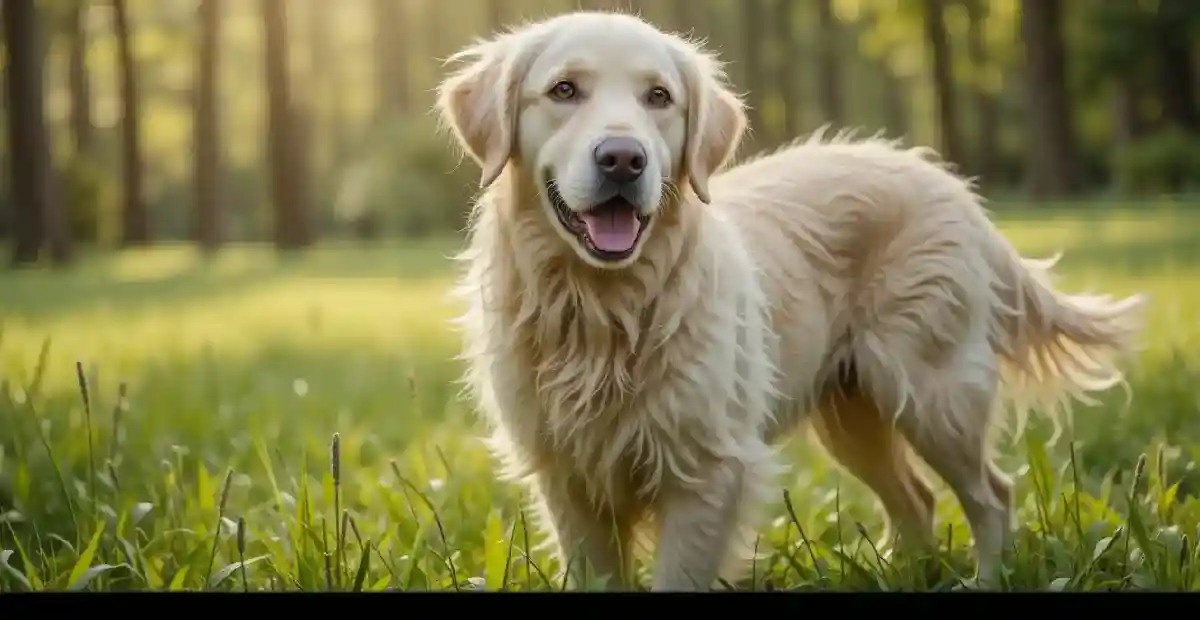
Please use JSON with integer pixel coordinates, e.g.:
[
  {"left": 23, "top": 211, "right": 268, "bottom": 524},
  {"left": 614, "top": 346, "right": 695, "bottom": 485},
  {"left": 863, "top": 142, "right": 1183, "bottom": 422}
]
[{"left": 435, "top": 11, "right": 1146, "bottom": 591}]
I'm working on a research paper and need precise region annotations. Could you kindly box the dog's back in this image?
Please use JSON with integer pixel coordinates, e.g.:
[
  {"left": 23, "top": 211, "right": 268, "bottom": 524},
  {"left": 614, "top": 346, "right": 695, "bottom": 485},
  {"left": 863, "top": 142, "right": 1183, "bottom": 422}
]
[
  {"left": 702, "top": 130, "right": 1144, "bottom": 586},
  {"left": 708, "top": 130, "right": 1144, "bottom": 432}
]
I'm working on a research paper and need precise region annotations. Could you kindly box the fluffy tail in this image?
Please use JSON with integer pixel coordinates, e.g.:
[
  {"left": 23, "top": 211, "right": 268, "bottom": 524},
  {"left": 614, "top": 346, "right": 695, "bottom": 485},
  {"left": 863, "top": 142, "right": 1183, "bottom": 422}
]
[{"left": 984, "top": 233, "right": 1149, "bottom": 442}]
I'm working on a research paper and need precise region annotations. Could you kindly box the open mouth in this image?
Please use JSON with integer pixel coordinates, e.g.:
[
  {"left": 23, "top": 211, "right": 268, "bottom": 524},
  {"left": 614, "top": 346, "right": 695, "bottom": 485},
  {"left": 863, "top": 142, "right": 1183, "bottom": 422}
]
[{"left": 546, "top": 179, "right": 652, "bottom": 262}]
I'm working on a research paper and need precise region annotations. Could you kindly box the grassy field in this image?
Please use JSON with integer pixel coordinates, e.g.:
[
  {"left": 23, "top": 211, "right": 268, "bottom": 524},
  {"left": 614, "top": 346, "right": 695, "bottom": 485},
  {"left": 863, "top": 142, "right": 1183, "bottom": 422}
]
[{"left": 2, "top": 204, "right": 1200, "bottom": 592}]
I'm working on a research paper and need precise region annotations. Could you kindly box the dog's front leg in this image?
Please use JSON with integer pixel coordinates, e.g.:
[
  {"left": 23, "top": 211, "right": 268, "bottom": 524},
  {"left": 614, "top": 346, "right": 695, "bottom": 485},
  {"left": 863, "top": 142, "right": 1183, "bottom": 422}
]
[
  {"left": 650, "top": 461, "right": 745, "bottom": 591},
  {"left": 532, "top": 471, "right": 632, "bottom": 591}
]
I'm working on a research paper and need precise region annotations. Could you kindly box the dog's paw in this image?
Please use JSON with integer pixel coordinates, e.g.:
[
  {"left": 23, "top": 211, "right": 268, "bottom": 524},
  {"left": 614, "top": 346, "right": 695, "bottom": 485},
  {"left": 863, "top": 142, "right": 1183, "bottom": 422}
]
[
  {"left": 952, "top": 574, "right": 1005, "bottom": 592},
  {"left": 951, "top": 577, "right": 981, "bottom": 592}
]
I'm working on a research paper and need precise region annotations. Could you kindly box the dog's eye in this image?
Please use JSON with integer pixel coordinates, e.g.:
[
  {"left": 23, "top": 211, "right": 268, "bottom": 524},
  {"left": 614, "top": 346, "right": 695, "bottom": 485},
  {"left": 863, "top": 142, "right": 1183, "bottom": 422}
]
[
  {"left": 548, "top": 80, "right": 578, "bottom": 101},
  {"left": 645, "top": 86, "right": 672, "bottom": 108}
]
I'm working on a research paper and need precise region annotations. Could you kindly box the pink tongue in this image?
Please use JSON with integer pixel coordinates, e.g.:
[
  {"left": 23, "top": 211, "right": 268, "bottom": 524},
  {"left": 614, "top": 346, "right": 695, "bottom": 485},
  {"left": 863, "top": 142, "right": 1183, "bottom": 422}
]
[{"left": 580, "top": 208, "right": 639, "bottom": 252}]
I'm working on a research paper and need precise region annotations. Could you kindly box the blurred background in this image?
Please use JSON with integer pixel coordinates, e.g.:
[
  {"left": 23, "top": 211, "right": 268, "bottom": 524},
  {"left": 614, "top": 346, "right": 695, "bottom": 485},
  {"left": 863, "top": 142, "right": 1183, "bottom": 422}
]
[
  {"left": 1, "top": 0, "right": 1198, "bottom": 260},
  {"left": 1, "top": 0, "right": 1200, "bottom": 592}
]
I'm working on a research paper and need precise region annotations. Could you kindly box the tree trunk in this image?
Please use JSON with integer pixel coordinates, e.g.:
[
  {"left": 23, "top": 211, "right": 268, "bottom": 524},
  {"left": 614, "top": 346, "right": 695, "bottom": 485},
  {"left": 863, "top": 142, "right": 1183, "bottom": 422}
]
[
  {"left": 1019, "top": 0, "right": 1081, "bottom": 198},
  {"left": 881, "top": 64, "right": 910, "bottom": 139},
  {"left": 581, "top": 0, "right": 621, "bottom": 10},
  {"left": 67, "top": 2, "right": 93, "bottom": 155},
  {"left": 741, "top": 0, "right": 767, "bottom": 144},
  {"left": 3, "top": 0, "right": 71, "bottom": 266},
  {"left": 815, "top": 0, "right": 843, "bottom": 127},
  {"left": 372, "top": 0, "right": 408, "bottom": 120},
  {"left": 965, "top": 0, "right": 998, "bottom": 181},
  {"left": 424, "top": 0, "right": 446, "bottom": 92},
  {"left": 1111, "top": 81, "right": 1144, "bottom": 150},
  {"left": 1111, "top": 80, "right": 1142, "bottom": 194},
  {"left": 305, "top": 0, "right": 348, "bottom": 164},
  {"left": 1153, "top": 0, "right": 1198, "bottom": 132},
  {"left": 670, "top": 0, "right": 707, "bottom": 38},
  {"left": 863, "top": 9, "right": 910, "bottom": 140},
  {"left": 194, "top": 0, "right": 222, "bottom": 253},
  {"left": 922, "top": 0, "right": 964, "bottom": 167},
  {"left": 3, "top": 0, "right": 45, "bottom": 265},
  {"left": 113, "top": 0, "right": 149, "bottom": 246},
  {"left": 486, "top": 0, "right": 504, "bottom": 31},
  {"left": 303, "top": 0, "right": 329, "bottom": 206},
  {"left": 773, "top": 0, "right": 801, "bottom": 139},
  {"left": 670, "top": 0, "right": 692, "bottom": 31},
  {"left": 262, "top": 0, "right": 313, "bottom": 251}
]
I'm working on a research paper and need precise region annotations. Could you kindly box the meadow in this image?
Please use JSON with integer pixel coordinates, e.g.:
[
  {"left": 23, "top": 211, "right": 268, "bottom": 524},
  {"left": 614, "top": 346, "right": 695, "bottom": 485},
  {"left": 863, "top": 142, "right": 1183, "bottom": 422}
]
[{"left": 1, "top": 203, "right": 1199, "bottom": 592}]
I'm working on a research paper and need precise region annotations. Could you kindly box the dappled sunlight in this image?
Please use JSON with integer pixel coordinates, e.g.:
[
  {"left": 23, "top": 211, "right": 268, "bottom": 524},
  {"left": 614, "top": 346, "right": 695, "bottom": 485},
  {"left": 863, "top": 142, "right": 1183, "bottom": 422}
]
[
  {"left": 998, "top": 210, "right": 1200, "bottom": 263},
  {"left": 4, "top": 217, "right": 1200, "bottom": 591},
  {"left": 2, "top": 213, "right": 1197, "bottom": 432},
  {"left": 993, "top": 211, "right": 1200, "bottom": 356},
  {"left": 98, "top": 244, "right": 207, "bottom": 283},
  {"left": 1, "top": 279, "right": 461, "bottom": 399},
  {"left": 0, "top": 243, "right": 466, "bottom": 402},
  {"left": 4, "top": 0, "right": 1200, "bottom": 592}
]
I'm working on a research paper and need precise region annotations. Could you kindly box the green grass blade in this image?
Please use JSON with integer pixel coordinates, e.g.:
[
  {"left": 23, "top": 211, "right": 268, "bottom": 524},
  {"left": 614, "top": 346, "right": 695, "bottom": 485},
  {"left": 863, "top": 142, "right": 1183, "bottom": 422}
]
[
  {"left": 483, "top": 509, "right": 507, "bottom": 591},
  {"left": 68, "top": 564, "right": 126, "bottom": 592},
  {"left": 0, "top": 549, "right": 33, "bottom": 591},
  {"left": 351, "top": 542, "right": 371, "bottom": 592},
  {"left": 65, "top": 525, "right": 105, "bottom": 591}
]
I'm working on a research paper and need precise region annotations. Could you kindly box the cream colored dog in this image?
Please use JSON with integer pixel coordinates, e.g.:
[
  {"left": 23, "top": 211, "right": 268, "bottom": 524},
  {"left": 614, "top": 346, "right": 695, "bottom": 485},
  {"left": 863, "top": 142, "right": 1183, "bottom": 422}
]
[{"left": 435, "top": 11, "right": 1146, "bottom": 591}]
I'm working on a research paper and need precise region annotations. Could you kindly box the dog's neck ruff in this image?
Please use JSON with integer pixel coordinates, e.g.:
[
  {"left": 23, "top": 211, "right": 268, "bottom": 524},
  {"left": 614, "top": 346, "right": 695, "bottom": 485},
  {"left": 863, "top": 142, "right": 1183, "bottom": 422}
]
[{"left": 454, "top": 172, "right": 716, "bottom": 505}]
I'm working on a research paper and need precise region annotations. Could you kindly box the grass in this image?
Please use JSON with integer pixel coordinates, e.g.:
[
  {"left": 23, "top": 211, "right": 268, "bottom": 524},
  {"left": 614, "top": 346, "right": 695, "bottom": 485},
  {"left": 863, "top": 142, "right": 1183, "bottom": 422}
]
[{"left": 1, "top": 205, "right": 1200, "bottom": 592}]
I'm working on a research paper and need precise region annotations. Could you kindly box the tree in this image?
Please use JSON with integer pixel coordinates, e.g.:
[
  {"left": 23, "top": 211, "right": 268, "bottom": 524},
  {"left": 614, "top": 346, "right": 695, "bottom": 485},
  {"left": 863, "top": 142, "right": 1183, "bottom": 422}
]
[
  {"left": 741, "top": 0, "right": 767, "bottom": 144},
  {"left": 580, "top": 0, "right": 621, "bottom": 10},
  {"left": 670, "top": 0, "right": 708, "bottom": 38},
  {"left": 372, "top": 0, "right": 408, "bottom": 120},
  {"left": 814, "top": 0, "right": 843, "bottom": 127},
  {"left": 305, "top": 0, "right": 347, "bottom": 202},
  {"left": 965, "top": 0, "right": 999, "bottom": 181},
  {"left": 486, "top": 0, "right": 505, "bottom": 32},
  {"left": 67, "top": 1, "right": 93, "bottom": 155},
  {"left": 3, "top": 0, "right": 72, "bottom": 266},
  {"left": 113, "top": 0, "right": 149, "bottom": 246},
  {"left": 880, "top": 68, "right": 910, "bottom": 140},
  {"left": 921, "top": 0, "right": 964, "bottom": 167},
  {"left": 1019, "top": 0, "right": 1082, "bottom": 198},
  {"left": 1152, "top": 0, "right": 1198, "bottom": 132},
  {"left": 857, "top": 7, "right": 911, "bottom": 139},
  {"left": 194, "top": 0, "right": 222, "bottom": 253},
  {"left": 772, "top": 0, "right": 801, "bottom": 139},
  {"left": 1075, "top": 2, "right": 1152, "bottom": 151},
  {"left": 262, "top": 0, "right": 313, "bottom": 251}
]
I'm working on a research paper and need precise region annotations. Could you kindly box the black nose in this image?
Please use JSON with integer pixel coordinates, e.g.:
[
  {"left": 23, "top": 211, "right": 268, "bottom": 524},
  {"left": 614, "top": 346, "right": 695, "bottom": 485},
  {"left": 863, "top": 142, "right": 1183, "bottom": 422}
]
[{"left": 593, "top": 137, "right": 647, "bottom": 184}]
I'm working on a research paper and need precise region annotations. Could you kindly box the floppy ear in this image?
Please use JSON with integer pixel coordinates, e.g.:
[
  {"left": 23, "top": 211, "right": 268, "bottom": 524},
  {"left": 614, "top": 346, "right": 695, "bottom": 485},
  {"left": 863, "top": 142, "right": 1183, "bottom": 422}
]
[
  {"left": 436, "top": 35, "right": 539, "bottom": 189},
  {"left": 676, "top": 46, "right": 747, "bottom": 204}
]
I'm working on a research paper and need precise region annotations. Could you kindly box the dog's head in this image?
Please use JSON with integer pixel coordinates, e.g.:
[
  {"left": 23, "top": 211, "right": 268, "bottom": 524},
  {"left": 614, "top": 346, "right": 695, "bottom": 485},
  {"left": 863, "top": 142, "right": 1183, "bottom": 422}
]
[{"left": 436, "top": 12, "right": 747, "bottom": 269}]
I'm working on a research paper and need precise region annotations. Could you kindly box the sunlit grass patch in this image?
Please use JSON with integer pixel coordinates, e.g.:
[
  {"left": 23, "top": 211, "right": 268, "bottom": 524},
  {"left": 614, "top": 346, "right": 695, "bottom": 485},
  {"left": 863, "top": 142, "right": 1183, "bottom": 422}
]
[{"left": 1, "top": 207, "right": 1199, "bottom": 591}]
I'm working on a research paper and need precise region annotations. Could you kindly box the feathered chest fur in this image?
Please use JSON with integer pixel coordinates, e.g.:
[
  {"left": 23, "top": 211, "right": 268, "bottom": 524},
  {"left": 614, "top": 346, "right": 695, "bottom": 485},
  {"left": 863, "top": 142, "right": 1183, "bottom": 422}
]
[{"left": 455, "top": 211, "right": 780, "bottom": 508}]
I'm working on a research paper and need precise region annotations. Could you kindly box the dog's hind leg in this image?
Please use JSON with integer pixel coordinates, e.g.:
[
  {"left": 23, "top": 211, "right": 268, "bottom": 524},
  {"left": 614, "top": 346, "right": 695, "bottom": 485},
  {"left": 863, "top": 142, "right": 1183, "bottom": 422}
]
[
  {"left": 862, "top": 345, "right": 1014, "bottom": 589},
  {"left": 812, "top": 383, "right": 937, "bottom": 552},
  {"left": 900, "top": 390, "right": 1013, "bottom": 588},
  {"left": 849, "top": 222, "right": 1017, "bottom": 588}
]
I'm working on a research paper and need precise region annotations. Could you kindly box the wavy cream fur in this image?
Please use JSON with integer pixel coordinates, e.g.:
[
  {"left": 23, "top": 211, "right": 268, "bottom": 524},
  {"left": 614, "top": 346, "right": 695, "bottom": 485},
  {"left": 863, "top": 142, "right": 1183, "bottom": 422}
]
[{"left": 436, "top": 12, "right": 1147, "bottom": 591}]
